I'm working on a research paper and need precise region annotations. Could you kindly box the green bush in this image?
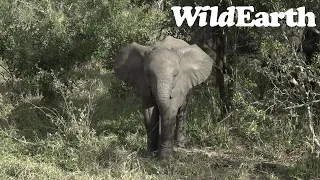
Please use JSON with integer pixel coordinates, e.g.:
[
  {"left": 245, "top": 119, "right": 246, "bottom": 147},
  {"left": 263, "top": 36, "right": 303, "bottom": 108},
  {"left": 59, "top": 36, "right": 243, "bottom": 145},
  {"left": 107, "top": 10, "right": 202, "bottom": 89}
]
[{"left": 0, "top": 0, "right": 166, "bottom": 98}]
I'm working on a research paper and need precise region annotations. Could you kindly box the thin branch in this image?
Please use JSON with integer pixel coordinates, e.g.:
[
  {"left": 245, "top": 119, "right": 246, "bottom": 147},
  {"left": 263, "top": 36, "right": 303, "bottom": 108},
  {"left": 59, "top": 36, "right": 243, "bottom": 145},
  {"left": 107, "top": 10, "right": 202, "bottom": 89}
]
[
  {"left": 284, "top": 99, "right": 320, "bottom": 109},
  {"left": 217, "top": 111, "right": 233, "bottom": 124}
]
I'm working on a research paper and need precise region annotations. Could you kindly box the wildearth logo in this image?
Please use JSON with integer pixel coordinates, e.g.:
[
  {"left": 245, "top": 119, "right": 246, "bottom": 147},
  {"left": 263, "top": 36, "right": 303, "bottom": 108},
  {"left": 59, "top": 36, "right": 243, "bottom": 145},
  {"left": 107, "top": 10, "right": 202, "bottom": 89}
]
[{"left": 171, "top": 6, "right": 316, "bottom": 27}]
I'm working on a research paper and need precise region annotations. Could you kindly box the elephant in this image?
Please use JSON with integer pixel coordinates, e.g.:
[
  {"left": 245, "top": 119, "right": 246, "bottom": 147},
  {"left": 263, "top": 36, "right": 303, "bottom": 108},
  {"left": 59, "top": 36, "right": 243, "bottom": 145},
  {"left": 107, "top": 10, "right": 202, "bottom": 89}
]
[{"left": 113, "top": 36, "right": 214, "bottom": 159}]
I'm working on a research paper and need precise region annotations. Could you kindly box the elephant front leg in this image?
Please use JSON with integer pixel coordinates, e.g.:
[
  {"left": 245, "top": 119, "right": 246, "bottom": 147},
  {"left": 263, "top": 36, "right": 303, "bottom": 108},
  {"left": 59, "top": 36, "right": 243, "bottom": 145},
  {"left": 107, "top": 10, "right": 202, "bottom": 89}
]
[
  {"left": 174, "top": 100, "right": 187, "bottom": 147},
  {"left": 158, "top": 108, "right": 178, "bottom": 160},
  {"left": 142, "top": 97, "right": 160, "bottom": 156}
]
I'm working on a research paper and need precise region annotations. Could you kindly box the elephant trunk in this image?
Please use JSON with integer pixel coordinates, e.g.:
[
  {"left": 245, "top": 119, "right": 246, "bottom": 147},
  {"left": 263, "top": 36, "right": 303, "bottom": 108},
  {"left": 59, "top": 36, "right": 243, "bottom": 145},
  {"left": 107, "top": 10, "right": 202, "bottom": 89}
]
[
  {"left": 153, "top": 80, "right": 176, "bottom": 159},
  {"left": 154, "top": 81, "right": 172, "bottom": 114}
]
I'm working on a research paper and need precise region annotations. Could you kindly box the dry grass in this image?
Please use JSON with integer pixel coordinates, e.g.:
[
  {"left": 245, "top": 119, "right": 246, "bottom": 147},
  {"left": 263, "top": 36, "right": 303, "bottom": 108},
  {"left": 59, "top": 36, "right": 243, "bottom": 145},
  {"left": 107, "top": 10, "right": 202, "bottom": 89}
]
[{"left": 0, "top": 61, "right": 319, "bottom": 179}]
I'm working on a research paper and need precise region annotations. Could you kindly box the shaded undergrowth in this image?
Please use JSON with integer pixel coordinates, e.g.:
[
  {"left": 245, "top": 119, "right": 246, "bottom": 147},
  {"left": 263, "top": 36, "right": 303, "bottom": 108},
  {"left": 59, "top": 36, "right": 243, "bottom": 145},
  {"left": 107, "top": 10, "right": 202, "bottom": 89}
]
[{"left": 0, "top": 62, "right": 319, "bottom": 179}]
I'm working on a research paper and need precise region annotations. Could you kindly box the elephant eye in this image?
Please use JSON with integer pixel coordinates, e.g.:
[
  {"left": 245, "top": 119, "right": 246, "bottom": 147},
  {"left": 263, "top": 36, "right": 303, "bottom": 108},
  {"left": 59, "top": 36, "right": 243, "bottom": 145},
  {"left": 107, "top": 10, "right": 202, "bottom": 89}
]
[{"left": 173, "top": 70, "right": 179, "bottom": 77}]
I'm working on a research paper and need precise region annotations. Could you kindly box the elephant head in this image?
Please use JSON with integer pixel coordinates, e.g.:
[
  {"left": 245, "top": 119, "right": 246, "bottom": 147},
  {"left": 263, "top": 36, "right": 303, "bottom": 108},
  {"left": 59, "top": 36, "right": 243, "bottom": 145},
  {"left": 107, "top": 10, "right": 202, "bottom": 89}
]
[{"left": 114, "top": 36, "right": 214, "bottom": 159}]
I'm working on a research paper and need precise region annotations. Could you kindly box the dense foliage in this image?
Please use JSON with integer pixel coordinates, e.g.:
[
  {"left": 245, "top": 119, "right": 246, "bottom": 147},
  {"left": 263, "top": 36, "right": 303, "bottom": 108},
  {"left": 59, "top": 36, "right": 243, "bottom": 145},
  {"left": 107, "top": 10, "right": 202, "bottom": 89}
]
[
  {"left": 0, "top": 0, "right": 165, "bottom": 98},
  {"left": 0, "top": 0, "right": 319, "bottom": 179}
]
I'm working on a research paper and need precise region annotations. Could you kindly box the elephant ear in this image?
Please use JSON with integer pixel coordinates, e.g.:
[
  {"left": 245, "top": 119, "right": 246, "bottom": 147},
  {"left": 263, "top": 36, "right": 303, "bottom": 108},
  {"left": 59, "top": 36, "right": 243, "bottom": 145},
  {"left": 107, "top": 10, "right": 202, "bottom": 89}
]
[
  {"left": 114, "top": 42, "right": 152, "bottom": 97},
  {"left": 176, "top": 45, "right": 215, "bottom": 93}
]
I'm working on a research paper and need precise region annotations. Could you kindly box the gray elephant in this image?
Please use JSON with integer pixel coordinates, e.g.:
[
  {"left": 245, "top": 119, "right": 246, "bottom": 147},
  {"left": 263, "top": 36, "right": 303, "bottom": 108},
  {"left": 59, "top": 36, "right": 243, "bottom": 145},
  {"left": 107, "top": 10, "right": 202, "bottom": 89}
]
[{"left": 114, "top": 36, "right": 214, "bottom": 159}]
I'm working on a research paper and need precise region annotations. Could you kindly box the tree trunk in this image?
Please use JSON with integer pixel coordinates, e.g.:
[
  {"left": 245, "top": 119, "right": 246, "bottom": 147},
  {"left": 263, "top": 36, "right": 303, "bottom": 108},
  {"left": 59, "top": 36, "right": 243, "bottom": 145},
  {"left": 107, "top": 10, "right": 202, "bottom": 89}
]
[
  {"left": 214, "top": 0, "right": 234, "bottom": 119},
  {"left": 215, "top": 28, "right": 227, "bottom": 118}
]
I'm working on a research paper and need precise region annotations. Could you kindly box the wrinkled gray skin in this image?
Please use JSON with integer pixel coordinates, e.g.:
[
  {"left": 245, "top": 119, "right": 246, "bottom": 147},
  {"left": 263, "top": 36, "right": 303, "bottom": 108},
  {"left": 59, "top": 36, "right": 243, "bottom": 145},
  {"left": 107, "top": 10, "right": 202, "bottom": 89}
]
[{"left": 114, "top": 36, "right": 214, "bottom": 159}]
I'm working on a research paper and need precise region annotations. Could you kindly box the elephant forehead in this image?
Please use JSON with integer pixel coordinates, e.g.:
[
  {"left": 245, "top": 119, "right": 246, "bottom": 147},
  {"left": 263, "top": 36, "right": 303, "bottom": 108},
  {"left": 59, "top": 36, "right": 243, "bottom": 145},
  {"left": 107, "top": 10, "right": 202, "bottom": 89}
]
[
  {"left": 148, "top": 49, "right": 178, "bottom": 59},
  {"left": 147, "top": 49, "right": 180, "bottom": 64}
]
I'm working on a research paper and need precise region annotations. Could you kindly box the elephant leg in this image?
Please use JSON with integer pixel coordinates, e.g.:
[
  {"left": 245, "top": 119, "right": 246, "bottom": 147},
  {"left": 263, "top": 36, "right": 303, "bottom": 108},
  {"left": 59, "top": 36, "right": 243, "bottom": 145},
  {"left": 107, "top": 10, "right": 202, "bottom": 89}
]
[
  {"left": 174, "top": 100, "right": 187, "bottom": 147},
  {"left": 142, "top": 96, "right": 160, "bottom": 155},
  {"left": 158, "top": 107, "right": 178, "bottom": 160}
]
